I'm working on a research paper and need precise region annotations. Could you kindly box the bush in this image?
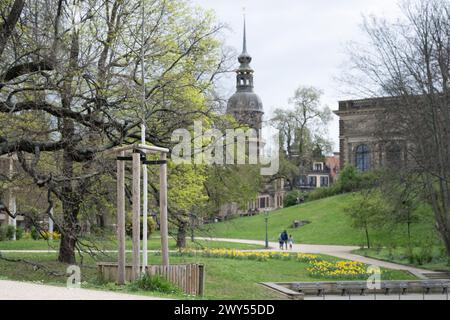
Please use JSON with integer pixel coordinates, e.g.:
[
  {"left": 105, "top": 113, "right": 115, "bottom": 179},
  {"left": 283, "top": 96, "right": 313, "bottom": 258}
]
[
  {"left": 30, "top": 226, "right": 40, "bottom": 240},
  {"left": 15, "top": 227, "right": 24, "bottom": 240},
  {"left": 128, "top": 273, "right": 181, "bottom": 294},
  {"left": 40, "top": 231, "right": 61, "bottom": 240},
  {"left": 308, "top": 184, "right": 342, "bottom": 201},
  {"left": 283, "top": 190, "right": 307, "bottom": 208},
  {"left": 338, "top": 166, "right": 361, "bottom": 192},
  {"left": 0, "top": 225, "right": 8, "bottom": 241},
  {"left": 22, "top": 231, "right": 31, "bottom": 240},
  {"left": 306, "top": 166, "right": 380, "bottom": 202},
  {"left": 415, "top": 246, "right": 434, "bottom": 265},
  {"left": 6, "top": 225, "right": 15, "bottom": 240},
  {"left": 125, "top": 213, "right": 156, "bottom": 239},
  {"left": 0, "top": 225, "right": 20, "bottom": 241}
]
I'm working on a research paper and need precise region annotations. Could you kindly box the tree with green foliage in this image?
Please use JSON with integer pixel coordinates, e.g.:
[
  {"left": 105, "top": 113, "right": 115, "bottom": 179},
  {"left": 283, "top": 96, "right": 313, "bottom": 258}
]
[
  {"left": 0, "top": 0, "right": 229, "bottom": 263},
  {"left": 271, "top": 86, "right": 332, "bottom": 189},
  {"left": 338, "top": 166, "right": 360, "bottom": 192},
  {"left": 345, "top": 190, "right": 388, "bottom": 249}
]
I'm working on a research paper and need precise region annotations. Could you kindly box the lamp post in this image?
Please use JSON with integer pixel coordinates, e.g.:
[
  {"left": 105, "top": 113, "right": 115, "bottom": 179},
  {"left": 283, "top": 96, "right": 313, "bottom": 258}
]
[{"left": 264, "top": 210, "right": 269, "bottom": 249}]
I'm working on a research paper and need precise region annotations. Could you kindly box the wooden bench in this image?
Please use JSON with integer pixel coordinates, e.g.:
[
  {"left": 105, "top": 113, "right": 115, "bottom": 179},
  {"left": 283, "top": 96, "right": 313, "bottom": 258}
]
[
  {"left": 336, "top": 282, "right": 367, "bottom": 296},
  {"left": 292, "top": 282, "right": 326, "bottom": 296},
  {"left": 382, "top": 281, "right": 409, "bottom": 295}
]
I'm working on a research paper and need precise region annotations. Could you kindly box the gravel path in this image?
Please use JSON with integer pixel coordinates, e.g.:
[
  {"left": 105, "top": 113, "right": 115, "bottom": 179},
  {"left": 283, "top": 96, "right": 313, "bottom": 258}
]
[{"left": 0, "top": 280, "right": 166, "bottom": 300}]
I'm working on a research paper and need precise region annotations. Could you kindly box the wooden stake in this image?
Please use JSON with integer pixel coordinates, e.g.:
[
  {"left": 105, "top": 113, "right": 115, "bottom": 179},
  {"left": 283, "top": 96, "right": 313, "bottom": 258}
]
[
  {"left": 117, "top": 151, "right": 126, "bottom": 285},
  {"left": 159, "top": 152, "right": 169, "bottom": 266},
  {"left": 132, "top": 152, "right": 141, "bottom": 280},
  {"left": 49, "top": 207, "right": 54, "bottom": 241},
  {"left": 8, "top": 156, "right": 16, "bottom": 241}
]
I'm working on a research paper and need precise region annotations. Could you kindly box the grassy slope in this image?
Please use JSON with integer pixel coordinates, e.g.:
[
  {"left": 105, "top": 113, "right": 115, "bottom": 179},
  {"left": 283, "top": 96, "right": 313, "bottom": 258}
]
[
  {"left": 203, "top": 194, "right": 437, "bottom": 246},
  {"left": 0, "top": 252, "right": 416, "bottom": 300}
]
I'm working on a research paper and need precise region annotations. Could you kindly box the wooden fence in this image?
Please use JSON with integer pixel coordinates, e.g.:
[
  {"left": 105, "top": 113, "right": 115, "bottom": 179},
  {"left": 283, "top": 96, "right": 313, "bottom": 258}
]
[{"left": 97, "top": 262, "right": 205, "bottom": 296}]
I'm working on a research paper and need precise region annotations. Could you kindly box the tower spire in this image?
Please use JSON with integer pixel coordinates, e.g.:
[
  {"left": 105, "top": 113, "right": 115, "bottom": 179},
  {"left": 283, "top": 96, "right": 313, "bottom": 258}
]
[
  {"left": 237, "top": 11, "right": 252, "bottom": 72},
  {"left": 242, "top": 12, "right": 247, "bottom": 54}
]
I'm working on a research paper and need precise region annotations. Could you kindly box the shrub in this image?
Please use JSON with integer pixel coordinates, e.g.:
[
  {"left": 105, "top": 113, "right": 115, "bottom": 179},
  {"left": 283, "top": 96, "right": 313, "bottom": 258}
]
[
  {"left": 0, "top": 225, "right": 8, "bottom": 241},
  {"left": 40, "top": 231, "right": 61, "bottom": 240},
  {"left": 415, "top": 246, "right": 433, "bottom": 265},
  {"left": 22, "top": 232, "right": 31, "bottom": 240},
  {"left": 6, "top": 225, "right": 15, "bottom": 240},
  {"left": 125, "top": 212, "right": 156, "bottom": 239},
  {"left": 129, "top": 273, "right": 181, "bottom": 294},
  {"left": 306, "top": 166, "right": 380, "bottom": 202},
  {"left": 338, "top": 166, "right": 361, "bottom": 192},
  {"left": 283, "top": 190, "right": 307, "bottom": 208},
  {"left": 30, "top": 226, "right": 40, "bottom": 240},
  {"left": 15, "top": 227, "right": 24, "bottom": 240},
  {"left": 0, "top": 225, "right": 20, "bottom": 240},
  {"left": 308, "top": 184, "right": 342, "bottom": 201}
]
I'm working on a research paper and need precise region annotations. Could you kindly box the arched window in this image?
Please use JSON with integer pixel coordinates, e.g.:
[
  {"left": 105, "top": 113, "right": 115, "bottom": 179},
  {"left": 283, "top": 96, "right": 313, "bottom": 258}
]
[
  {"left": 386, "top": 143, "right": 402, "bottom": 168},
  {"left": 356, "top": 145, "right": 371, "bottom": 172}
]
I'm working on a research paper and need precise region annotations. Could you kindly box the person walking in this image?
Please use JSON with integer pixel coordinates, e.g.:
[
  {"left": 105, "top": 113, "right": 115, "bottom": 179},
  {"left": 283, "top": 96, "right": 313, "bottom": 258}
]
[
  {"left": 288, "top": 235, "right": 294, "bottom": 250},
  {"left": 278, "top": 233, "right": 284, "bottom": 250},
  {"left": 281, "top": 230, "right": 288, "bottom": 250}
]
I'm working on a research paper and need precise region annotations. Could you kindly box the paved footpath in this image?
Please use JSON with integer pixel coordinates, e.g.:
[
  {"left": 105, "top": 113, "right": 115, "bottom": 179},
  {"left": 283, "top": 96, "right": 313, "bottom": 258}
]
[
  {"left": 0, "top": 280, "right": 165, "bottom": 300},
  {"left": 196, "top": 237, "right": 437, "bottom": 279}
]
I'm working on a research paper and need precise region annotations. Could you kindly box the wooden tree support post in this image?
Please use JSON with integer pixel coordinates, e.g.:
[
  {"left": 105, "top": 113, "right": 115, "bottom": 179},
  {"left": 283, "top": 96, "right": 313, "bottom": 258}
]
[
  {"left": 132, "top": 151, "right": 141, "bottom": 280},
  {"left": 49, "top": 207, "right": 54, "bottom": 241},
  {"left": 117, "top": 151, "right": 126, "bottom": 285},
  {"left": 160, "top": 151, "right": 169, "bottom": 266},
  {"left": 8, "top": 156, "right": 16, "bottom": 241},
  {"left": 110, "top": 143, "right": 170, "bottom": 284}
]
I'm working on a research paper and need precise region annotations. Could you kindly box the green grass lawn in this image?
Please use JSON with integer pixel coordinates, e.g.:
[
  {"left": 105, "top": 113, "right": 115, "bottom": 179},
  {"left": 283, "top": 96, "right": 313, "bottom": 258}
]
[
  {"left": 355, "top": 247, "right": 450, "bottom": 272},
  {"left": 202, "top": 194, "right": 438, "bottom": 247},
  {"left": 0, "top": 251, "right": 416, "bottom": 300},
  {"left": 0, "top": 238, "right": 264, "bottom": 251}
]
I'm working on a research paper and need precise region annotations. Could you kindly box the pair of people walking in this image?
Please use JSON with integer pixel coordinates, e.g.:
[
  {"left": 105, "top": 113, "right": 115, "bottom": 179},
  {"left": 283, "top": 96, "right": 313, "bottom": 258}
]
[{"left": 278, "top": 230, "right": 293, "bottom": 250}]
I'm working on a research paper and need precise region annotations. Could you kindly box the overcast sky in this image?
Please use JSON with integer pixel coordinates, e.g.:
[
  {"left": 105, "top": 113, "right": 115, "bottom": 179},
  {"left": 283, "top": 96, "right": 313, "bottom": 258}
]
[{"left": 192, "top": 0, "right": 404, "bottom": 152}]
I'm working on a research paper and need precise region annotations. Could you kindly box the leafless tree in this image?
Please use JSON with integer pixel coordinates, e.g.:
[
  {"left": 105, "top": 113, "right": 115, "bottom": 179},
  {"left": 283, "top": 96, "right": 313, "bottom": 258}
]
[{"left": 344, "top": 0, "right": 450, "bottom": 257}]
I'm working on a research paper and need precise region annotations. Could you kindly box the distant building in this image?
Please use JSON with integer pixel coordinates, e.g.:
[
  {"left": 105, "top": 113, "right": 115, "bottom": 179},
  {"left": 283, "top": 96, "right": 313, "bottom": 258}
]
[
  {"left": 334, "top": 97, "right": 408, "bottom": 171},
  {"left": 292, "top": 155, "right": 340, "bottom": 190},
  {"left": 219, "top": 18, "right": 285, "bottom": 220}
]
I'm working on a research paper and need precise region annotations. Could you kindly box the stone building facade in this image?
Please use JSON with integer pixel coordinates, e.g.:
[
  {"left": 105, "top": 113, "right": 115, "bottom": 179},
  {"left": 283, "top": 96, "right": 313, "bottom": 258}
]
[{"left": 334, "top": 97, "right": 408, "bottom": 171}]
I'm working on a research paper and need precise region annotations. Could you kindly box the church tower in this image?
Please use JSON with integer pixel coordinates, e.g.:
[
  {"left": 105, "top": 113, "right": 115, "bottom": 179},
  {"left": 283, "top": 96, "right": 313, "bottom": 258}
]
[{"left": 227, "top": 17, "right": 264, "bottom": 136}]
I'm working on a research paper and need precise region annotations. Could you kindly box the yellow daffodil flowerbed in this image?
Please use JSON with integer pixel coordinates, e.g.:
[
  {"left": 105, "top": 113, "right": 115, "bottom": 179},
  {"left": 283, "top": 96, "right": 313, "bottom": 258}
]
[
  {"left": 172, "top": 249, "right": 370, "bottom": 279},
  {"left": 307, "top": 260, "right": 369, "bottom": 279}
]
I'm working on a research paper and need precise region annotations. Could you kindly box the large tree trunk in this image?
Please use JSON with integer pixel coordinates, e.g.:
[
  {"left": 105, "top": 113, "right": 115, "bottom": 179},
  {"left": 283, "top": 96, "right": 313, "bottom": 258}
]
[
  {"left": 57, "top": 30, "right": 80, "bottom": 264},
  {"left": 176, "top": 221, "right": 187, "bottom": 249},
  {"left": 443, "top": 235, "right": 450, "bottom": 261},
  {"left": 58, "top": 146, "right": 79, "bottom": 263},
  {"left": 58, "top": 232, "right": 76, "bottom": 264}
]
